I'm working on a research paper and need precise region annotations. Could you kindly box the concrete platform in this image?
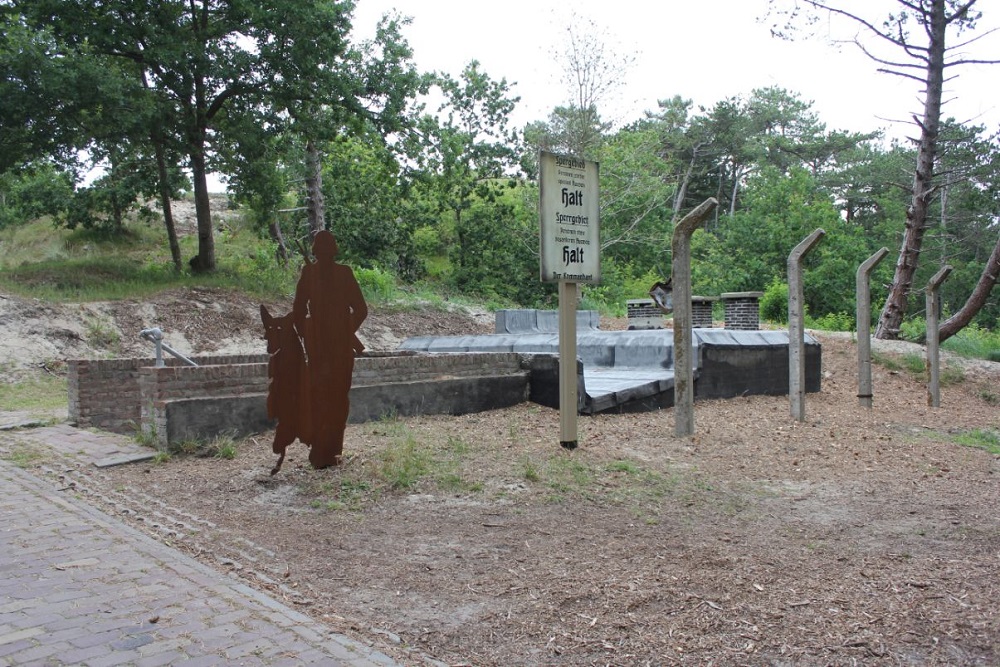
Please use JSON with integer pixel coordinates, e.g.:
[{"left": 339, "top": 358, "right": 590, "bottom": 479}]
[{"left": 400, "top": 327, "right": 821, "bottom": 414}]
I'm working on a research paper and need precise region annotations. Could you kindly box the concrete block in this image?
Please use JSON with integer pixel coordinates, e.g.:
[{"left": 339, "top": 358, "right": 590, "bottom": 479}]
[{"left": 495, "top": 309, "right": 539, "bottom": 334}]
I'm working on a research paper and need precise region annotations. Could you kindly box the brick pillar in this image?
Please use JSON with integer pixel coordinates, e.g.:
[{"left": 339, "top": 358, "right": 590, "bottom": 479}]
[
  {"left": 626, "top": 299, "right": 664, "bottom": 330},
  {"left": 722, "top": 292, "right": 763, "bottom": 330},
  {"left": 691, "top": 296, "right": 718, "bottom": 328}
]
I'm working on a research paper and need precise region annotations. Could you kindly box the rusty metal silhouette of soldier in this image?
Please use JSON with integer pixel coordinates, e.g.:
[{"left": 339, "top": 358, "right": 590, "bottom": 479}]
[{"left": 263, "top": 230, "right": 367, "bottom": 472}]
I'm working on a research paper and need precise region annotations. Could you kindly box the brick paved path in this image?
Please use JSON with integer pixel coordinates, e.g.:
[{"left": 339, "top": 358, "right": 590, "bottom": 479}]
[{"left": 0, "top": 458, "right": 400, "bottom": 666}]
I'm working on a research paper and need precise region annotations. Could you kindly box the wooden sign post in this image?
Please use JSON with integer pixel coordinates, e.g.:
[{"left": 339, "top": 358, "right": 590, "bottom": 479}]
[{"left": 539, "top": 152, "right": 600, "bottom": 449}]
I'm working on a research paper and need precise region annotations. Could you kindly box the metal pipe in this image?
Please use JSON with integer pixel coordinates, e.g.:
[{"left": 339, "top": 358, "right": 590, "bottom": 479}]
[{"left": 139, "top": 327, "right": 197, "bottom": 367}]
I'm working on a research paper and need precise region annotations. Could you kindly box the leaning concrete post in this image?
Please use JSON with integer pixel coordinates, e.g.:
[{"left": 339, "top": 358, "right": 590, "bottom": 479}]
[
  {"left": 856, "top": 247, "right": 889, "bottom": 408},
  {"left": 926, "top": 265, "right": 953, "bottom": 408},
  {"left": 788, "top": 228, "right": 825, "bottom": 422},
  {"left": 671, "top": 198, "right": 718, "bottom": 437}
]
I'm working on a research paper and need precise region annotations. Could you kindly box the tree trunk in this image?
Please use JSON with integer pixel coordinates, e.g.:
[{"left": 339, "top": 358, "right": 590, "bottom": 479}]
[
  {"left": 938, "top": 233, "right": 1000, "bottom": 343},
  {"left": 305, "top": 138, "right": 325, "bottom": 238},
  {"left": 268, "top": 218, "right": 290, "bottom": 265},
  {"left": 153, "top": 137, "right": 182, "bottom": 272},
  {"left": 875, "top": 1, "right": 947, "bottom": 339},
  {"left": 672, "top": 143, "right": 703, "bottom": 221},
  {"left": 190, "top": 147, "right": 215, "bottom": 272}
]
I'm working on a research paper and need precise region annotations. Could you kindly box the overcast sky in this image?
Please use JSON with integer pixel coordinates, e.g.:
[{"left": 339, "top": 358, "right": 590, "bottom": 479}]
[{"left": 351, "top": 0, "right": 1000, "bottom": 142}]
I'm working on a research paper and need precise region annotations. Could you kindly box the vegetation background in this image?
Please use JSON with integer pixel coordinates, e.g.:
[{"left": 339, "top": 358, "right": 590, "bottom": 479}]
[{"left": 1, "top": 0, "right": 998, "bottom": 359}]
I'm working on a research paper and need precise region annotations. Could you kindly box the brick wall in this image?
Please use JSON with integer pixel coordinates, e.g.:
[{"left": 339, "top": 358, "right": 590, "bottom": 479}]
[
  {"left": 691, "top": 297, "right": 717, "bottom": 328},
  {"left": 139, "top": 361, "right": 269, "bottom": 445},
  {"left": 721, "top": 292, "right": 763, "bottom": 331},
  {"left": 69, "top": 351, "right": 528, "bottom": 444},
  {"left": 626, "top": 299, "right": 664, "bottom": 330},
  {"left": 68, "top": 354, "right": 267, "bottom": 436}
]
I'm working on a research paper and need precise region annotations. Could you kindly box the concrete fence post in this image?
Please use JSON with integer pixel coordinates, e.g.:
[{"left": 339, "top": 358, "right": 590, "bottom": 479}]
[
  {"left": 671, "top": 198, "right": 718, "bottom": 437},
  {"left": 926, "top": 265, "right": 953, "bottom": 408},
  {"left": 856, "top": 247, "right": 889, "bottom": 408},
  {"left": 788, "top": 228, "right": 825, "bottom": 422}
]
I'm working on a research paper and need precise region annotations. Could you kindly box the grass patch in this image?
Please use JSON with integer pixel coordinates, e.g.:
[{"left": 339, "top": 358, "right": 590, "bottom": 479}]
[
  {"left": 940, "top": 362, "right": 965, "bottom": 386},
  {"left": 0, "top": 375, "right": 67, "bottom": 412},
  {"left": 953, "top": 429, "right": 1000, "bottom": 456},
  {"left": 204, "top": 435, "right": 238, "bottom": 460},
  {"left": 296, "top": 456, "right": 377, "bottom": 512},
  {"left": 0, "top": 216, "right": 300, "bottom": 302},
  {"left": 521, "top": 456, "right": 541, "bottom": 482},
  {"left": 0, "top": 442, "right": 51, "bottom": 468},
  {"left": 871, "top": 350, "right": 965, "bottom": 386},
  {"left": 377, "top": 432, "right": 433, "bottom": 490},
  {"left": 85, "top": 316, "right": 121, "bottom": 352},
  {"left": 872, "top": 351, "right": 926, "bottom": 378},
  {"left": 517, "top": 454, "right": 682, "bottom": 506},
  {"left": 977, "top": 388, "right": 999, "bottom": 405}
]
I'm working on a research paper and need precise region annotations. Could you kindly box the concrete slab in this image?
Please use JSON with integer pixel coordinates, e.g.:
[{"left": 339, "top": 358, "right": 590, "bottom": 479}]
[
  {"left": 399, "top": 328, "right": 822, "bottom": 414},
  {"left": 93, "top": 452, "right": 158, "bottom": 468},
  {"left": 494, "top": 309, "right": 601, "bottom": 334}
]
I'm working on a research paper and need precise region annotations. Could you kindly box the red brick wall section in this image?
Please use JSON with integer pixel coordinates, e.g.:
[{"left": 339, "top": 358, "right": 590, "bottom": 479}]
[
  {"left": 68, "top": 358, "right": 148, "bottom": 435},
  {"left": 69, "top": 352, "right": 525, "bottom": 445},
  {"left": 68, "top": 354, "right": 268, "bottom": 436}
]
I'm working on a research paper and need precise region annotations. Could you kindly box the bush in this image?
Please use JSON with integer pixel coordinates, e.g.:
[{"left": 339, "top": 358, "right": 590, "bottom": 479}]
[
  {"left": 806, "top": 311, "right": 854, "bottom": 332},
  {"left": 900, "top": 317, "right": 925, "bottom": 342},
  {"left": 355, "top": 266, "right": 397, "bottom": 303},
  {"left": 760, "top": 278, "right": 789, "bottom": 324}
]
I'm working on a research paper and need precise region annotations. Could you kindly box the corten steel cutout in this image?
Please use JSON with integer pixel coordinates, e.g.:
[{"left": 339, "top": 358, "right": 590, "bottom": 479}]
[{"left": 261, "top": 230, "right": 368, "bottom": 473}]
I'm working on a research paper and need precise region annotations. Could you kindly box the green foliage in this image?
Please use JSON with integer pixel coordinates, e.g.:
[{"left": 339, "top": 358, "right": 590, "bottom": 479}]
[
  {"left": 760, "top": 278, "right": 789, "bottom": 324},
  {"left": 941, "top": 323, "right": 1000, "bottom": 361},
  {"left": 953, "top": 429, "right": 1000, "bottom": 456},
  {"left": 355, "top": 267, "right": 398, "bottom": 304},
  {"left": 806, "top": 312, "right": 854, "bottom": 332},
  {"left": 322, "top": 133, "right": 422, "bottom": 277},
  {"left": 900, "top": 317, "right": 1000, "bottom": 362},
  {"left": 582, "top": 259, "right": 663, "bottom": 317},
  {"left": 899, "top": 318, "right": 926, "bottom": 342},
  {"left": 5, "top": 3, "right": 998, "bottom": 341},
  {"left": 704, "top": 167, "right": 866, "bottom": 317},
  {"left": 0, "top": 163, "right": 74, "bottom": 228}
]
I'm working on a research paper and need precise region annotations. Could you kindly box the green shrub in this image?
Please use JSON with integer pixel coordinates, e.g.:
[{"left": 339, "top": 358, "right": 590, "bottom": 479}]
[
  {"left": 760, "top": 278, "right": 789, "bottom": 324},
  {"left": 354, "top": 266, "right": 397, "bottom": 303},
  {"left": 807, "top": 311, "right": 854, "bottom": 332},
  {"left": 899, "top": 317, "right": 925, "bottom": 342}
]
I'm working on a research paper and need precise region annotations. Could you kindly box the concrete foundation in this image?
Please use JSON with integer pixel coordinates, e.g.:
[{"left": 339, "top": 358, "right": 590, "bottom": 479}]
[
  {"left": 401, "top": 326, "right": 821, "bottom": 415},
  {"left": 69, "top": 310, "right": 821, "bottom": 449}
]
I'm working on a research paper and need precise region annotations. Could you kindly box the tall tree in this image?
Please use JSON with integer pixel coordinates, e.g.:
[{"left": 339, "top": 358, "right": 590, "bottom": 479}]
[
  {"left": 930, "top": 122, "right": 1000, "bottom": 337},
  {"left": 769, "top": 0, "right": 1000, "bottom": 338},
  {"left": 413, "top": 61, "right": 521, "bottom": 283},
  {"left": 12, "top": 0, "right": 379, "bottom": 272},
  {"left": 524, "top": 14, "right": 635, "bottom": 165}
]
